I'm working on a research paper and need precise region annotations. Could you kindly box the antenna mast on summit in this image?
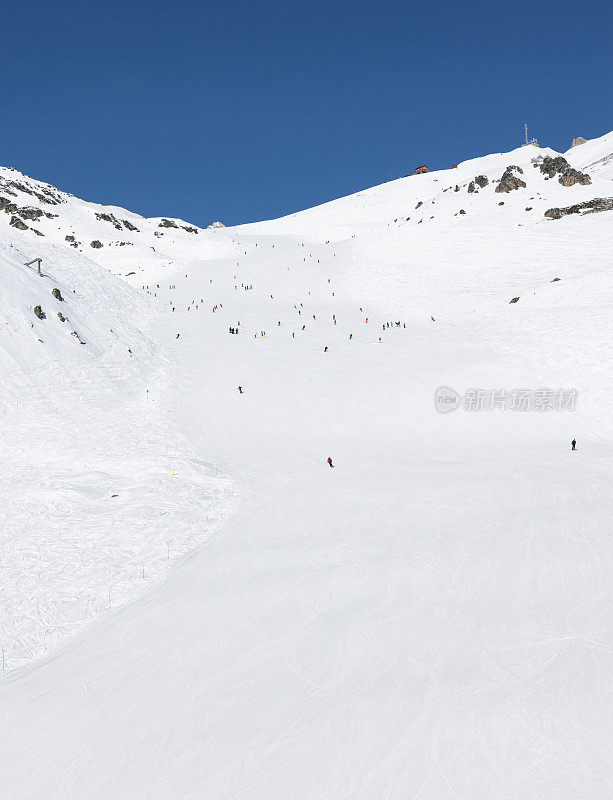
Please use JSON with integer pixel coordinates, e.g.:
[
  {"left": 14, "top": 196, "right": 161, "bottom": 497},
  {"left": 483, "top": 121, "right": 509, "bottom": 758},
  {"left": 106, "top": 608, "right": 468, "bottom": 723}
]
[{"left": 525, "top": 123, "right": 529, "bottom": 145}]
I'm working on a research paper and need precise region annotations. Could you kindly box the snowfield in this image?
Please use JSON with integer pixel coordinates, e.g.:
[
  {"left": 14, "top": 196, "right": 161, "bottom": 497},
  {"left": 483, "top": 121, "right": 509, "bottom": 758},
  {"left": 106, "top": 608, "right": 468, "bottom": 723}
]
[{"left": 0, "top": 134, "right": 612, "bottom": 798}]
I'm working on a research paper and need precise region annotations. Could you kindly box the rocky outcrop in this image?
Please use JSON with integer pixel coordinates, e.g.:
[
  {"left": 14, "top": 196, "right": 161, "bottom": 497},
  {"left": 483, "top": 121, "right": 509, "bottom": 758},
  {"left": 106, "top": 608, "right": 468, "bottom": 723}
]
[
  {"left": 570, "top": 137, "right": 587, "bottom": 148},
  {"left": 95, "top": 212, "right": 123, "bottom": 230},
  {"left": 122, "top": 219, "right": 139, "bottom": 232},
  {"left": 207, "top": 221, "right": 225, "bottom": 229},
  {"left": 19, "top": 207, "right": 44, "bottom": 221},
  {"left": 65, "top": 234, "right": 75, "bottom": 242},
  {"left": 535, "top": 156, "right": 591, "bottom": 186},
  {"left": 0, "top": 196, "right": 17, "bottom": 213},
  {"left": 544, "top": 197, "right": 613, "bottom": 220},
  {"left": 52, "top": 288, "right": 64, "bottom": 301},
  {"left": 509, "top": 297, "right": 520, "bottom": 304},
  {"left": 181, "top": 225, "right": 198, "bottom": 234},
  {"left": 33, "top": 305, "right": 45, "bottom": 319},
  {"left": 0, "top": 177, "right": 62, "bottom": 205},
  {"left": 495, "top": 166, "right": 526, "bottom": 193},
  {"left": 159, "top": 218, "right": 179, "bottom": 228},
  {"left": 90, "top": 240, "right": 103, "bottom": 248},
  {"left": 9, "top": 215, "right": 28, "bottom": 230},
  {"left": 474, "top": 175, "right": 489, "bottom": 188}
]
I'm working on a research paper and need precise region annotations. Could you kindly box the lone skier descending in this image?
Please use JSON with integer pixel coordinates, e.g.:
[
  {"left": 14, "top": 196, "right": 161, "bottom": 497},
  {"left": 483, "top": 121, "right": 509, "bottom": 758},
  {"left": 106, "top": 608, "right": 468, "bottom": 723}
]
[
  {"left": 571, "top": 438, "right": 576, "bottom": 451},
  {"left": 327, "top": 457, "right": 334, "bottom": 468},
  {"left": 237, "top": 386, "right": 243, "bottom": 394}
]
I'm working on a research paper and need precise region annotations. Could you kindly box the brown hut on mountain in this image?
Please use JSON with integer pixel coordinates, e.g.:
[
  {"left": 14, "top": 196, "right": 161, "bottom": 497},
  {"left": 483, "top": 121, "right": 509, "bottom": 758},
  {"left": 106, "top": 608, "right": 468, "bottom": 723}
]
[{"left": 413, "top": 164, "right": 428, "bottom": 175}]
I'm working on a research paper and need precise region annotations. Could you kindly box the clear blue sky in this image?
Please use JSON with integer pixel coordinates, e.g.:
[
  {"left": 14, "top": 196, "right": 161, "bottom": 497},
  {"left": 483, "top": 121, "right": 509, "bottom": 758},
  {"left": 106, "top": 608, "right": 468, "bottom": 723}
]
[{"left": 1, "top": 1, "right": 611, "bottom": 226}]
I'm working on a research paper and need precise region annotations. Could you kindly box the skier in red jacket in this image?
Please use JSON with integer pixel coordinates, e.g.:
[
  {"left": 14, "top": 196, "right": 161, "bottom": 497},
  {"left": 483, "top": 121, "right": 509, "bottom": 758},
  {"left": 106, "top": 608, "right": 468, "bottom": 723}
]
[{"left": 327, "top": 457, "right": 334, "bottom": 468}]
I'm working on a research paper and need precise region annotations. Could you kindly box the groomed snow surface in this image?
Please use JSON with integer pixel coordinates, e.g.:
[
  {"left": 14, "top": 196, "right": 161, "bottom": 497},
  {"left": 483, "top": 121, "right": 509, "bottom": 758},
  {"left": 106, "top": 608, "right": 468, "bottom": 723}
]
[{"left": 0, "top": 137, "right": 612, "bottom": 798}]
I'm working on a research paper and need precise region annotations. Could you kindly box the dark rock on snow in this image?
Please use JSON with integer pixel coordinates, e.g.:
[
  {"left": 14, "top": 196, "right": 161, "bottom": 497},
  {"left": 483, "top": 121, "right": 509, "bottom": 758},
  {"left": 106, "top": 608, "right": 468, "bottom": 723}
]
[{"left": 545, "top": 197, "right": 613, "bottom": 219}]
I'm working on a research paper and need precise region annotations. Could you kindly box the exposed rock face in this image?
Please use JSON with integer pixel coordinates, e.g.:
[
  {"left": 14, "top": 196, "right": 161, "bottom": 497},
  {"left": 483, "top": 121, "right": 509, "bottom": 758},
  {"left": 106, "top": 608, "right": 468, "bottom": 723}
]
[
  {"left": 535, "top": 156, "right": 591, "bottom": 186},
  {"left": 459, "top": 209, "right": 466, "bottom": 214},
  {"left": 95, "top": 212, "right": 123, "bottom": 230},
  {"left": 181, "top": 225, "right": 198, "bottom": 234},
  {"left": 468, "top": 182, "right": 475, "bottom": 193},
  {"left": 159, "top": 218, "right": 178, "bottom": 229},
  {"left": 509, "top": 297, "right": 520, "bottom": 304},
  {"left": 90, "top": 240, "right": 103, "bottom": 248},
  {"left": 544, "top": 197, "right": 613, "bottom": 219},
  {"left": 17, "top": 206, "right": 43, "bottom": 221},
  {"left": 33, "top": 305, "right": 44, "bottom": 319},
  {"left": 52, "top": 288, "right": 63, "bottom": 301},
  {"left": 10, "top": 215, "right": 28, "bottom": 230},
  {"left": 0, "top": 196, "right": 17, "bottom": 213},
  {"left": 122, "top": 219, "right": 139, "bottom": 232},
  {"left": 207, "top": 220, "right": 225, "bottom": 229},
  {"left": 0, "top": 177, "right": 62, "bottom": 205},
  {"left": 475, "top": 175, "right": 489, "bottom": 188},
  {"left": 559, "top": 170, "right": 591, "bottom": 187},
  {"left": 570, "top": 137, "right": 587, "bottom": 148},
  {"left": 57, "top": 312, "right": 67, "bottom": 322},
  {"left": 495, "top": 165, "right": 526, "bottom": 193},
  {"left": 65, "top": 234, "right": 75, "bottom": 242}
]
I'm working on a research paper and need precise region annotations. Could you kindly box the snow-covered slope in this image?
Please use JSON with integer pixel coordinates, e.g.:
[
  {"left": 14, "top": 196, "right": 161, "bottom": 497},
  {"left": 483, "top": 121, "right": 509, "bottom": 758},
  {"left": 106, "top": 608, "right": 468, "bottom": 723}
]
[
  {"left": 0, "top": 132, "right": 612, "bottom": 799},
  {"left": 565, "top": 131, "right": 613, "bottom": 182},
  {"left": 0, "top": 165, "right": 237, "bottom": 281}
]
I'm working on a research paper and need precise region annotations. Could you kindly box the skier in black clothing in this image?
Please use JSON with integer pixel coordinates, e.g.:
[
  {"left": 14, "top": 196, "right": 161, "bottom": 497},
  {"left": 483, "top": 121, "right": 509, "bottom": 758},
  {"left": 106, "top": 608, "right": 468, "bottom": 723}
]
[
  {"left": 571, "top": 439, "right": 576, "bottom": 450},
  {"left": 237, "top": 386, "right": 243, "bottom": 394}
]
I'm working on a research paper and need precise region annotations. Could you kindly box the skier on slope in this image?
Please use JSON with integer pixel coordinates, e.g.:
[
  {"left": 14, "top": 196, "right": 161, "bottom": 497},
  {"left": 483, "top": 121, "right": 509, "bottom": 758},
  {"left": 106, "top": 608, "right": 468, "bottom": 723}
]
[
  {"left": 571, "top": 438, "right": 576, "bottom": 451},
  {"left": 327, "top": 457, "right": 334, "bottom": 468},
  {"left": 237, "top": 386, "right": 243, "bottom": 394}
]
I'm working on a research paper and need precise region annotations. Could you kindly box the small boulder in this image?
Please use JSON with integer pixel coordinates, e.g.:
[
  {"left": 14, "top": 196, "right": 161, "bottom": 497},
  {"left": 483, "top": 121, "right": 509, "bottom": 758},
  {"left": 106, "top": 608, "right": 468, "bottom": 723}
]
[
  {"left": 52, "top": 288, "right": 63, "bottom": 301},
  {"left": 34, "top": 305, "right": 45, "bottom": 319},
  {"left": 90, "top": 240, "right": 103, "bottom": 248},
  {"left": 474, "top": 175, "right": 489, "bottom": 188},
  {"left": 415, "top": 201, "right": 423, "bottom": 209},
  {"left": 551, "top": 277, "right": 561, "bottom": 282},
  {"left": 509, "top": 297, "right": 520, "bottom": 304},
  {"left": 459, "top": 209, "right": 466, "bottom": 215}
]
